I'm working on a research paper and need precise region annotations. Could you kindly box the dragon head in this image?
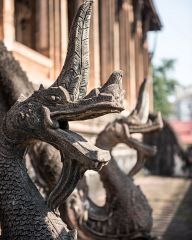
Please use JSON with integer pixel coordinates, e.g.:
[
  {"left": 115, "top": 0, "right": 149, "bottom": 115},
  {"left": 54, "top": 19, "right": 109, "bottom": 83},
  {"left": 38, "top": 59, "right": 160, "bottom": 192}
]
[
  {"left": 96, "top": 78, "right": 163, "bottom": 176},
  {"left": 3, "top": 0, "right": 124, "bottom": 211}
]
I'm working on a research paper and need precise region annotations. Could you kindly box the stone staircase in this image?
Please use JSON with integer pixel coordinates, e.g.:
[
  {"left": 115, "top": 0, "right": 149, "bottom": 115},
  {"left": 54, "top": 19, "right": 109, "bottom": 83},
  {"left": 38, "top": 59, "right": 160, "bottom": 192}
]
[{"left": 136, "top": 176, "right": 192, "bottom": 240}]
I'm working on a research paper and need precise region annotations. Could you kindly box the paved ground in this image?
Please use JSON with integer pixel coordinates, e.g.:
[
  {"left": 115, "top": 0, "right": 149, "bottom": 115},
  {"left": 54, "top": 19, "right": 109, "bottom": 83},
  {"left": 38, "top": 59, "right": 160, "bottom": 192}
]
[
  {"left": 87, "top": 172, "right": 192, "bottom": 239},
  {"left": 136, "top": 176, "right": 192, "bottom": 240}
]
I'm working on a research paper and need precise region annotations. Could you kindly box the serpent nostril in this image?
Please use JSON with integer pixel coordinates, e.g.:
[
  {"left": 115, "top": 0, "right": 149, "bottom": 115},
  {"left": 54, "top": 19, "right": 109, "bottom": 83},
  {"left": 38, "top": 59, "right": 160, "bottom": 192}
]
[
  {"left": 94, "top": 162, "right": 104, "bottom": 171},
  {"left": 58, "top": 120, "right": 69, "bottom": 130}
]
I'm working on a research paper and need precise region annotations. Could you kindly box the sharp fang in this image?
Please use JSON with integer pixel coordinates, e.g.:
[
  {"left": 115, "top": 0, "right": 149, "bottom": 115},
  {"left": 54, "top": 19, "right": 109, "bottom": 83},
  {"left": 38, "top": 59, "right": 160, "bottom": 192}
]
[
  {"left": 43, "top": 106, "right": 59, "bottom": 129},
  {"left": 129, "top": 151, "right": 145, "bottom": 177},
  {"left": 49, "top": 160, "right": 81, "bottom": 211},
  {"left": 83, "top": 210, "right": 88, "bottom": 221},
  {"left": 48, "top": 157, "right": 72, "bottom": 210}
]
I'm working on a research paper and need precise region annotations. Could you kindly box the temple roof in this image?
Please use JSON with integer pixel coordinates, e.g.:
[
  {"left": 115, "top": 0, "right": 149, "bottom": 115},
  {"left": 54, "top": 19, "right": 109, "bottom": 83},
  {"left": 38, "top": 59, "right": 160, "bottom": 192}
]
[{"left": 145, "top": 0, "right": 162, "bottom": 31}]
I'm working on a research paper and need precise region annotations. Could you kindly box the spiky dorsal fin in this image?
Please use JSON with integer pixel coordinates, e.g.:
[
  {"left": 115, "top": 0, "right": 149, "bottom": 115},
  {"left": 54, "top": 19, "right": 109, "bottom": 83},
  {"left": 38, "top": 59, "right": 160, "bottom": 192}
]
[
  {"left": 52, "top": 0, "right": 93, "bottom": 101},
  {"left": 129, "top": 78, "right": 149, "bottom": 124}
]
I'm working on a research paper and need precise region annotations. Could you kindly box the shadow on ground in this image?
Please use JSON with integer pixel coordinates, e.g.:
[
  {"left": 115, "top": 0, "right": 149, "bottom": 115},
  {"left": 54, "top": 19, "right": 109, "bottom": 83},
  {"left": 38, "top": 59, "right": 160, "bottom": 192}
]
[{"left": 163, "top": 182, "right": 192, "bottom": 240}]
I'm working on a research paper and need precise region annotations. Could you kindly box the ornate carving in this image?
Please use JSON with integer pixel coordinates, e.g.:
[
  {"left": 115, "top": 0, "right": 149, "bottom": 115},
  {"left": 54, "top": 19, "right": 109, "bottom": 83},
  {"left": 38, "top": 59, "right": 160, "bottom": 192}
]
[
  {"left": 64, "top": 79, "right": 163, "bottom": 240},
  {"left": 0, "top": 0, "right": 124, "bottom": 238}
]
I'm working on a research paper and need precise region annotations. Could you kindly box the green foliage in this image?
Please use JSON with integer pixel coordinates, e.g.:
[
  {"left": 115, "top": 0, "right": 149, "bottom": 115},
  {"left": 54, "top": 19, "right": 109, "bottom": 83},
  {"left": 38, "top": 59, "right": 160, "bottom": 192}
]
[{"left": 153, "top": 59, "right": 178, "bottom": 118}]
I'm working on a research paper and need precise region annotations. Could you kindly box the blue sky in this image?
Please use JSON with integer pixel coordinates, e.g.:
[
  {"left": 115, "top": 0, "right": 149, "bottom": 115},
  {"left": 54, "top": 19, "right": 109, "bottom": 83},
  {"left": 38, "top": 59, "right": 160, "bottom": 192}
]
[{"left": 149, "top": 0, "right": 192, "bottom": 86}]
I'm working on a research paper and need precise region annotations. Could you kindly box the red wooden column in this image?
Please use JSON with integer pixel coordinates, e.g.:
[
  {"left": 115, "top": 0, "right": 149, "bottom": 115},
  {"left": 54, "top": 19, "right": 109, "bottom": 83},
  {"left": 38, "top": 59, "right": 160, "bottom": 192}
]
[
  {"left": 0, "top": 0, "right": 3, "bottom": 39},
  {"left": 133, "top": 0, "right": 144, "bottom": 95},
  {"left": 49, "top": 0, "right": 55, "bottom": 79},
  {"left": 49, "top": 0, "right": 68, "bottom": 80},
  {"left": 114, "top": 2, "right": 120, "bottom": 71},
  {"left": 142, "top": 11, "right": 153, "bottom": 111},
  {"left": 129, "top": 1, "right": 137, "bottom": 110},
  {"left": 119, "top": 0, "right": 137, "bottom": 110},
  {"left": 54, "top": 0, "right": 62, "bottom": 76},
  {"left": 36, "top": 0, "right": 49, "bottom": 56},
  {"left": 119, "top": 0, "right": 130, "bottom": 100},
  {"left": 142, "top": 12, "right": 151, "bottom": 78},
  {"left": 60, "top": 0, "right": 68, "bottom": 65},
  {"left": 99, "top": 0, "right": 115, "bottom": 84},
  {"left": 89, "top": 0, "right": 101, "bottom": 89},
  {"left": 1, "top": 0, "right": 15, "bottom": 49}
]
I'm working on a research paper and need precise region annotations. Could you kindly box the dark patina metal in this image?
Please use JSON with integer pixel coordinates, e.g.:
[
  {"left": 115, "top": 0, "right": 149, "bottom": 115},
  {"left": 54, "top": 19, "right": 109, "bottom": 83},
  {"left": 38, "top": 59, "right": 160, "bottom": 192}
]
[
  {"left": 64, "top": 79, "right": 163, "bottom": 240},
  {"left": 0, "top": 1, "right": 124, "bottom": 238}
]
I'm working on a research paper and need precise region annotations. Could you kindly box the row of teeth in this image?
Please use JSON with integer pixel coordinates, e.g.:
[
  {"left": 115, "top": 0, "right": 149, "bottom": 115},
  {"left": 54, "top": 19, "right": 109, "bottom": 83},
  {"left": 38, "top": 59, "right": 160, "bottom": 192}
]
[{"left": 43, "top": 107, "right": 59, "bottom": 129}]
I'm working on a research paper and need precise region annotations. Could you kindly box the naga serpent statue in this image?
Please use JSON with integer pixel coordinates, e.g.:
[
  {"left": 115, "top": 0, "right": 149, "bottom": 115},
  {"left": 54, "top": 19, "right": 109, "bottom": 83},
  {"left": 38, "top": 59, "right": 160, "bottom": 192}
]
[
  {"left": 143, "top": 115, "right": 188, "bottom": 176},
  {"left": 0, "top": 0, "right": 124, "bottom": 238},
  {"left": 63, "top": 79, "right": 163, "bottom": 240}
]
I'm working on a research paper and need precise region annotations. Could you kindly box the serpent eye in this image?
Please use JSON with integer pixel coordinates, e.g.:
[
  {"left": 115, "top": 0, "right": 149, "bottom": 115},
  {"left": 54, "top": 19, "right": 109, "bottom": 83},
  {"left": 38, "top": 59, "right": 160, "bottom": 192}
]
[
  {"left": 51, "top": 95, "right": 61, "bottom": 102},
  {"left": 51, "top": 95, "right": 62, "bottom": 102}
]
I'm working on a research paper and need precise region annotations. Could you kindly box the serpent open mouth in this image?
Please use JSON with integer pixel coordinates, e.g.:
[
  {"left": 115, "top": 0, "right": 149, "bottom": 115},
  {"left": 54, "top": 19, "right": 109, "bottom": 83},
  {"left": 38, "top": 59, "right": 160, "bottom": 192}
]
[
  {"left": 41, "top": 71, "right": 124, "bottom": 211},
  {"left": 28, "top": 0, "right": 125, "bottom": 212},
  {"left": 49, "top": 71, "right": 124, "bottom": 122}
]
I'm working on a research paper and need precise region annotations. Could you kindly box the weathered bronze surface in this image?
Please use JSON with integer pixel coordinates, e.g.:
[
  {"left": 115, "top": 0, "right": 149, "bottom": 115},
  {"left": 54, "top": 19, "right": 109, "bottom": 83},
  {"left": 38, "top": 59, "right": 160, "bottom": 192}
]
[
  {"left": 0, "top": 0, "right": 124, "bottom": 238},
  {"left": 64, "top": 79, "right": 163, "bottom": 240}
]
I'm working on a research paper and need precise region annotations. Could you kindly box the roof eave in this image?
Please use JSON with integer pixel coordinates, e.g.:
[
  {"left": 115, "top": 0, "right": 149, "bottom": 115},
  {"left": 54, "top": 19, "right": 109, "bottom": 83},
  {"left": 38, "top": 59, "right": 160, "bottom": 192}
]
[{"left": 146, "top": 0, "right": 162, "bottom": 31}]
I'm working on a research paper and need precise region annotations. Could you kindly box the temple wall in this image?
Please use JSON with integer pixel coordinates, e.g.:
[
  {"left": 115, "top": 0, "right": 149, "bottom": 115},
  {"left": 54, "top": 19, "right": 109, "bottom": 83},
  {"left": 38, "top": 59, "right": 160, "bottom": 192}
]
[{"left": 0, "top": 0, "right": 161, "bottom": 133}]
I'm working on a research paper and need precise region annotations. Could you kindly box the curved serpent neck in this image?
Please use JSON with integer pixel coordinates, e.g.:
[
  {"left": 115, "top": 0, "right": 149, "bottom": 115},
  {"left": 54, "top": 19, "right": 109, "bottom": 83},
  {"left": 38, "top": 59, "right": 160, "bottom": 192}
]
[
  {"left": 0, "top": 123, "right": 75, "bottom": 239},
  {"left": 95, "top": 128, "right": 127, "bottom": 199},
  {"left": 95, "top": 128, "right": 117, "bottom": 152}
]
